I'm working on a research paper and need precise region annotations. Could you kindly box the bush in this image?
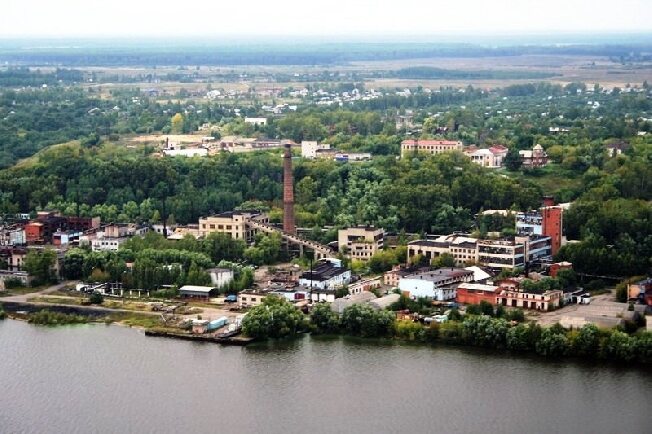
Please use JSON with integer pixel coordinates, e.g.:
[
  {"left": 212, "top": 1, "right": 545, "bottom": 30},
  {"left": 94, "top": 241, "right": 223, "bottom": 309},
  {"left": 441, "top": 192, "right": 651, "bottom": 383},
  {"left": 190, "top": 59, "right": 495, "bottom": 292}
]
[
  {"left": 479, "top": 300, "right": 495, "bottom": 316},
  {"left": 462, "top": 315, "right": 508, "bottom": 348},
  {"left": 536, "top": 327, "right": 570, "bottom": 357},
  {"left": 634, "top": 332, "right": 652, "bottom": 364},
  {"left": 601, "top": 330, "right": 636, "bottom": 362},
  {"left": 438, "top": 321, "right": 463, "bottom": 344},
  {"left": 447, "top": 308, "right": 462, "bottom": 321},
  {"left": 571, "top": 324, "right": 601, "bottom": 357},
  {"left": 466, "top": 304, "right": 481, "bottom": 315},
  {"left": 310, "top": 303, "right": 340, "bottom": 334},
  {"left": 340, "top": 304, "right": 395, "bottom": 338},
  {"left": 505, "top": 308, "right": 525, "bottom": 322},
  {"left": 506, "top": 323, "right": 540, "bottom": 353},
  {"left": 89, "top": 292, "right": 104, "bottom": 305},
  {"left": 241, "top": 296, "right": 307, "bottom": 339},
  {"left": 28, "top": 310, "right": 88, "bottom": 326},
  {"left": 584, "top": 279, "right": 607, "bottom": 292},
  {"left": 395, "top": 320, "right": 425, "bottom": 342},
  {"left": 3, "top": 278, "right": 25, "bottom": 289}
]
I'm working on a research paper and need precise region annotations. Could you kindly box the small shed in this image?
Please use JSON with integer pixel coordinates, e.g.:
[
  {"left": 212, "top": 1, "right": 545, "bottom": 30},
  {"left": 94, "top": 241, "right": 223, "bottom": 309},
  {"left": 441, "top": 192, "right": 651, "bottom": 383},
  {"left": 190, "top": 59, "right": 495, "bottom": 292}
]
[
  {"left": 192, "top": 319, "right": 209, "bottom": 334},
  {"left": 179, "top": 285, "right": 214, "bottom": 300}
]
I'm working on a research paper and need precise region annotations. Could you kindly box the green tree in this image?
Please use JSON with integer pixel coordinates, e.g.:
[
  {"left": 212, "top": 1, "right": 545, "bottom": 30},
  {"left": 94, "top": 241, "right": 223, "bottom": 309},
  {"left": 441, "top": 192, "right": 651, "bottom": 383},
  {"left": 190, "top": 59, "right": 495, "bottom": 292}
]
[
  {"left": 310, "top": 303, "right": 340, "bottom": 334},
  {"left": 535, "top": 327, "right": 570, "bottom": 357},
  {"left": 340, "top": 304, "right": 395, "bottom": 338},
  {"left": 241, "top": 296, "right": 307, "bottom": 339},
  {"left": 23, "top": 249, "right": 57, "bottom": 285},
  {"left": 504, "top": 147, "right": 522, "bottom": 171},
  {"left": 432, "top": 253, "right": 456, "bottom": 268},
  {"left": 571, "top": 324, "right": 600, "bottom": 357}
]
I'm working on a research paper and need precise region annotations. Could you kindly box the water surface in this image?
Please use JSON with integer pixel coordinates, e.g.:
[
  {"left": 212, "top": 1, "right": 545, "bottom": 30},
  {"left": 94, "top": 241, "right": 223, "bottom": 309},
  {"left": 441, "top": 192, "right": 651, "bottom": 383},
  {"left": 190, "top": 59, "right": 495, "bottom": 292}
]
[{"left": 0, "top": 320, "right": 649, "bottom": 434}]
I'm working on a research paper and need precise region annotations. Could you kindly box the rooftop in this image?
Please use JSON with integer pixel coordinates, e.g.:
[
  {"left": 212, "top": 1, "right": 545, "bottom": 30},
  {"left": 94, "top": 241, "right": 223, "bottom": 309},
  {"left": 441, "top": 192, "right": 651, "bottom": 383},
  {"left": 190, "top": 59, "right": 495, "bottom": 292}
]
[
  {"left": 301, "top": 261, "right": 348, "bottom": 282},
  {"left": 402, "top": 268, "right": 473, "bottom": 284},
  {"left": 458, "top": 283, "right": 500, "bottom": 293},
  {"left": 179, "top": 285, "right": 214, "bottom": 294}
]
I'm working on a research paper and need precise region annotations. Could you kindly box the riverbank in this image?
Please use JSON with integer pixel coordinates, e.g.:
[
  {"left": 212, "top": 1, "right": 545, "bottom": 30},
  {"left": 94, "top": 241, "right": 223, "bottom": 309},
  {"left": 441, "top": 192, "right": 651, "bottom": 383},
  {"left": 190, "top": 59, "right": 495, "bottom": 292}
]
[{"left": 3, "top": 297, "right": 650, "bottom": 366}]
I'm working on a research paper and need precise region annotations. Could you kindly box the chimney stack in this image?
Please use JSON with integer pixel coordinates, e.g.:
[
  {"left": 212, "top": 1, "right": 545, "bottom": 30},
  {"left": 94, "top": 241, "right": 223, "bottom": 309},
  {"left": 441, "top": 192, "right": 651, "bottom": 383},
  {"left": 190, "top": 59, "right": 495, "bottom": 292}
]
[{"left": 283, "top": 144, "right": 296, "bottom": 234}]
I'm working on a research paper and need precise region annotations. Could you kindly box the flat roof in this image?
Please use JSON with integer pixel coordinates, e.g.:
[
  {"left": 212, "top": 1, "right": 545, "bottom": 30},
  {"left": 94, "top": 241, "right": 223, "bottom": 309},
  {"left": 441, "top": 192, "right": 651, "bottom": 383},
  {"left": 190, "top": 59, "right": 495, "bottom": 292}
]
[
  {"left": 402, "top": 268, "right": 473, "bottom": 284},
  {"left": 458, "top": 283, "right": 499, "bottom": 292},
  {"left": 179, "top": 285, "right": 214, "bottom": 293}
]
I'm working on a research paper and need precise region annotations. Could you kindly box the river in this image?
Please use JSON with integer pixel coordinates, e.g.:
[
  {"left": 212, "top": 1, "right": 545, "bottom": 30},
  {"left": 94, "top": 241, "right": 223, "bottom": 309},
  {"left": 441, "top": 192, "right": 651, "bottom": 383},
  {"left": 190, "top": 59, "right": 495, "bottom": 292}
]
[{"left": 0, "top": 320, "right": 649, "bottom": 434}]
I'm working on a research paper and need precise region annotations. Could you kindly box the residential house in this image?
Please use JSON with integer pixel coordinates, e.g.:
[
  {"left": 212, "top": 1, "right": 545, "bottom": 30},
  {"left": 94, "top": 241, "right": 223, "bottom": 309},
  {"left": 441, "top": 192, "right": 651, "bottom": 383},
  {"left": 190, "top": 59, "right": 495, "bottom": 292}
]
[
  {"left": 606, "top": 141, "right": 629, "bottom": 157},
  {"left": 519, "top": 144, "right": 548, "bottom": 168}
]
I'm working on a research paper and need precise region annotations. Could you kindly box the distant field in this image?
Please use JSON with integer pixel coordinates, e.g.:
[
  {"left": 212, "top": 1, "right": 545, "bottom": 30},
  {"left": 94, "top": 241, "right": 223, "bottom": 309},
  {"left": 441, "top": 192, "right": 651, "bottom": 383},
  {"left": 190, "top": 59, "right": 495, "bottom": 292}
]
[{"left": 55, "top": 53, "right": 651, "bottom": 95}]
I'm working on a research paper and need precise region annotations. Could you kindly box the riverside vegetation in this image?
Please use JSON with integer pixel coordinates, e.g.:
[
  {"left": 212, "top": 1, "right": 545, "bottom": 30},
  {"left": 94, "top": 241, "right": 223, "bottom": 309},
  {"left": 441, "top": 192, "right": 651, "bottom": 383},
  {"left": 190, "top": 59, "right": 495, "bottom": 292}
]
[{"left": 243, "top": 297, "right": 652, "bottom": 365}]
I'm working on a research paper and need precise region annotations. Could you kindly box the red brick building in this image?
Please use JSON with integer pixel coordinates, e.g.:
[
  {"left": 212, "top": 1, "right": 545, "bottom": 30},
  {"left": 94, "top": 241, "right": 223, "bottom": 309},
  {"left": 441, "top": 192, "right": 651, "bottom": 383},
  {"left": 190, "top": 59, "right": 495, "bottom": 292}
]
[
  {"left": 542, "top": 206, "right": 563, "bottom": 256},
  {"left": 456, "top": 283, "right": 500, "bottom": 305}
]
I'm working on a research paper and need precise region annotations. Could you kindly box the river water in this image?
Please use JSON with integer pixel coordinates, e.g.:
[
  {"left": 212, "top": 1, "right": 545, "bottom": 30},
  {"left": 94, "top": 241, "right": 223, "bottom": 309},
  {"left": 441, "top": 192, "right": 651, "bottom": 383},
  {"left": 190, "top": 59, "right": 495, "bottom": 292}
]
[{"left": 0, "top": 320, "right": 649, "bottom": 434}]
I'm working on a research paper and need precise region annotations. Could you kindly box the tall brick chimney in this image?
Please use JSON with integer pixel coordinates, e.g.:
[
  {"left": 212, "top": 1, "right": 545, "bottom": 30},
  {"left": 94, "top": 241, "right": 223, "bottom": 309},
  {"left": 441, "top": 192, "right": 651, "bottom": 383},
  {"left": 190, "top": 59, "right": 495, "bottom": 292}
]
[{"left": 283, "top": 143, "right": 296, "bottom": 234}]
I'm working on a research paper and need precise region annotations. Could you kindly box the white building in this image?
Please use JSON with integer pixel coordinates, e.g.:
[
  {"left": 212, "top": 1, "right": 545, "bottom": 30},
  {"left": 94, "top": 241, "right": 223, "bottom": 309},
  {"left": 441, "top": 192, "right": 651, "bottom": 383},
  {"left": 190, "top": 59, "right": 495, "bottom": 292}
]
[
  {"left": 398, "top": 268, "right": 474, "bottom": 301},
  {"left": 244, "top": 117, "right": 267, "bottom": 126},
  {"left": 91, "top": 237, "right": 128, "bottom": 252},
  {"left": 299, "top": 258, "right": 351, "bottom": 290},
  {"left": 208, "top": 268, "right": 234, "bottom": 289},
  {"left": 301, "top": 141, "right": 331, "bottom": 159},
  {"left": 162, "top": 148, "right": 208, "bottom": 157}
]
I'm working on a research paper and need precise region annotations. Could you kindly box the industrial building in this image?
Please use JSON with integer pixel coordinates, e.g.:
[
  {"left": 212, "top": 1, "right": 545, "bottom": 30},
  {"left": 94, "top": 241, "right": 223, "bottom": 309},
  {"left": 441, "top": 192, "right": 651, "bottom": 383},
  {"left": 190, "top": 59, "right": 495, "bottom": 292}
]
[{"left": 338, "top": 226, "right": 385, "bottom": 262}]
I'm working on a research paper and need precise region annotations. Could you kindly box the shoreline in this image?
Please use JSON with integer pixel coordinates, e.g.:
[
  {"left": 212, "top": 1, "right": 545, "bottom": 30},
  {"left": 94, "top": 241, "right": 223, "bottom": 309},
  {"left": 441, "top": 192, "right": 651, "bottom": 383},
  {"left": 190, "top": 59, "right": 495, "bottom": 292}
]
[{"left": 2, "top": 300, "right": 649, "bottom": 367}]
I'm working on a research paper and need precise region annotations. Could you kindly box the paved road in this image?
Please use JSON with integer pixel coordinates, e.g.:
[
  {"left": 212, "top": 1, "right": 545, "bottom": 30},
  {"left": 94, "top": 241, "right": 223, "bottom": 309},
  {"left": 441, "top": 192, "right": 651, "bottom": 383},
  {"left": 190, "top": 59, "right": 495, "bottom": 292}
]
[{"left": 0, "top": 281, "right": 75, "bottom": 303}]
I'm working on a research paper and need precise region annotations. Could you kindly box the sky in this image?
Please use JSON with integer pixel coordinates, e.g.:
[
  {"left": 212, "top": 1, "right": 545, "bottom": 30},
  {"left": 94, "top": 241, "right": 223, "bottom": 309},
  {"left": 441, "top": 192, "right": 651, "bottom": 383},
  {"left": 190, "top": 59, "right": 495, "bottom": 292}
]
[{"left": 2, "top": 0, "right": 651, "bottom": 39}]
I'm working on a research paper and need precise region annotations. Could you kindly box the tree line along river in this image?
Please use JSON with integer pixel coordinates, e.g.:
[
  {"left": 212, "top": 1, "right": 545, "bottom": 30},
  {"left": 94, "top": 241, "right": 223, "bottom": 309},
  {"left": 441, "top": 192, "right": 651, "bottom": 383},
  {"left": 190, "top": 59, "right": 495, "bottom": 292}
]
[{"left": 0, "top": 320, "right": 649, "bottom": 434}]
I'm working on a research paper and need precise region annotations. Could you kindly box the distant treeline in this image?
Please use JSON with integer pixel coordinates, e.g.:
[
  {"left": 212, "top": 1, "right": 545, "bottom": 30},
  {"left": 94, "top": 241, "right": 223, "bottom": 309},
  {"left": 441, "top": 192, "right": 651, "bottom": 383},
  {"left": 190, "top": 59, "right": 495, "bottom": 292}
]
[
  {"left": 388, "top": 67, "right": 558, "bottom": 80},
  {"left": 1, "top": 43, "right": 651, "bottom": 66},
  {"left": 0, "top": 68, "right": 84, "bottom": 86}
]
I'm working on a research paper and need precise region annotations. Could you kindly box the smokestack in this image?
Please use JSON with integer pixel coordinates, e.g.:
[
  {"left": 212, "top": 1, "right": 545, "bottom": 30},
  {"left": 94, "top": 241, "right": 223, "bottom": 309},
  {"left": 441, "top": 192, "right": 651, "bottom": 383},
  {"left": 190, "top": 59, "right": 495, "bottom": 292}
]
[{"left": 283, "top": 143, "right": 296, "bottom": 234}]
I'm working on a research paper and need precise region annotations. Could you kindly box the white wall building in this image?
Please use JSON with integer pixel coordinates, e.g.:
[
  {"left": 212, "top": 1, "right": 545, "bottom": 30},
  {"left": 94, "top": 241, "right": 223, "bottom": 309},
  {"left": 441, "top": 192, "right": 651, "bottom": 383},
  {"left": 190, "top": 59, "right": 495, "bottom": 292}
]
[
  {"left": 301, "top": 141, "right": 331, "bottom": 158},
  {"left": 398, "top": 269, "right": 473, "bottom": 301},
  {"left": 208, "top": 268, "right": 235, "bottom": 289},
  {"left": 244, "top": 117, "right": 267, "bottom": 126},
  {"left": 299, "top": 258, "right": 351, "bottom": 290}
]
